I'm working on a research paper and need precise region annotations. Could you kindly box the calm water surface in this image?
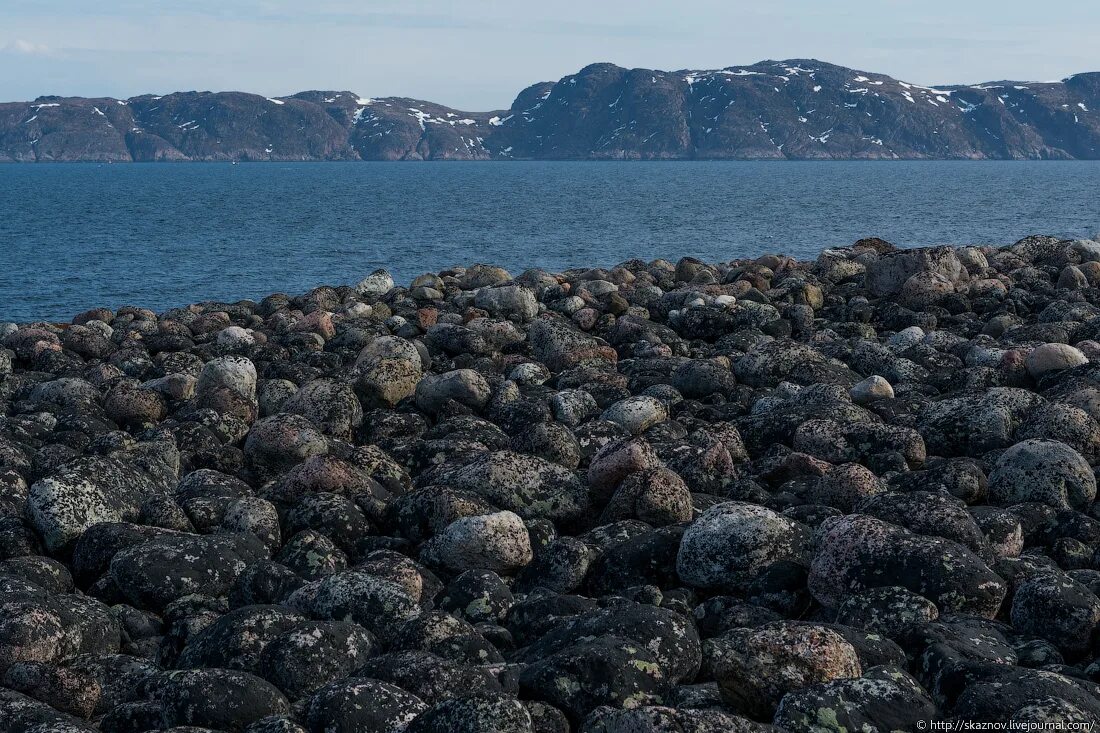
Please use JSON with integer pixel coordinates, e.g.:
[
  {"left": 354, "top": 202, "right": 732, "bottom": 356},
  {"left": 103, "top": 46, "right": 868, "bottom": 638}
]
[{"left": 2, "top": 161, "right": 1099, "bottom": 321}]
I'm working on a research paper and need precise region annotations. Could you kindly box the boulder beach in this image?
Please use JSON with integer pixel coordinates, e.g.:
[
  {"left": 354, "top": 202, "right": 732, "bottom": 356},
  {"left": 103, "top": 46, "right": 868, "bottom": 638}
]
[{"left": 4, "top": 233, "right": 1100, "bottom": 729}]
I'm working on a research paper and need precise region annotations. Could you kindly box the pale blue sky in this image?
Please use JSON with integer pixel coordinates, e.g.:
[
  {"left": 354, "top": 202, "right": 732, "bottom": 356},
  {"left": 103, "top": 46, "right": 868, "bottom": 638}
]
[{"left": 1, "top": 1, "right": 1097, "bottom": 108}]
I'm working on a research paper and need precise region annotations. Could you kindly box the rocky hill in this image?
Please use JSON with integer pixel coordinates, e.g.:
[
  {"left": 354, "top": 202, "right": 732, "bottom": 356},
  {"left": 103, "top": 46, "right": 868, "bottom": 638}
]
[{"left": 2, "top": 59, "right": 1099, "bottom": 161}]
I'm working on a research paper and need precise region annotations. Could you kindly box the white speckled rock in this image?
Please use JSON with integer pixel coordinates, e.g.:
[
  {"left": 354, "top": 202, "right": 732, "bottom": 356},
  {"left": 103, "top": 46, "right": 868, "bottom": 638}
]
[
  {"left": 708, "top": 622, "right": 861, "bottom": 718},
  {"left": 550, "top": 389, "right": 599, "bottom": 427},
  {"left": 354, "top": 336, "right": 424, "bottom": 408},
  {"left": 344, "top": 302, "right": 373, "bottom": 318},
  {"left": 355, "top": 335, "right": 424, "bottom": 371},
  {"left": 222, "top": 496, "right": 282, "bottom": 550},
  {"left": 957, "top": 246, "right": 989, "bottom": 270},
  {"left": 808, "top": 514, "right": 1006, "bottom": 618},
  {"left": 508, "top": 361, "right": 551, "bottom": 386},
  {"left": 110, "top": 532, "right": 268, "bottom": 610},
  {"left": 305, "top": 678, "right": 426, "bottom": 733},
  {"left": 142, "top": 373, "right": 197, "bottom": 401},
  {"left": 1025, "top": 343, "right": 1088, "bottom": 379},
  {"left": 415, "top": 369, "right": 492, "bottom": 413},
  {"left": 283, "top": 378, "right": 363, "bottom": 440},
  {"left": 355, "top": 269, "right": 395, "bottom": 298},
  {"left": 474, "top": 284, "right": 539, "bottom": 321},
  {"left": 887, "top": 326, "right": 925, "bottom": 350},
  {"left": 1070, "top": 238, "right": 1100, "bottom": 262},
  {"left": 865, "top": 247, "right": 966, "bottom": 297},
  {"left": 196, "top": 355, "right": 258, "bottom": 400},
  {"left": 0, "top": 602, "right": 66, "bottom": 673},
  {"left": 676, "top": 502, "right": 809, "bottom": 590},
  {"left": 422, "top": 511, "right": 533, "bottom": 574},
  {"left": 1011, "top": 573, "right": 1100, "bottom": 656},
  {"left": 27, "top": 456, "right": 164, "bottom": 552},
  {"left": 601, "top": 396, "right": 667, "bottom": 435},
  {"left": 849, "top": 375, "right": 894, "bottom": 405},
  {"left": 287, "top": 570, "right": 420, "bottom": 638},
  {"left": 898, "top": 271, "right": 956, "bottom": 309},
  {"left": 988, "top": 439, "right": 1096, "bottom": 509},
  {"left": 1057, "top": 265, "right": 1089, "bottom": 289},
  {"left": 217, "top": 326, "right": 256, "bottom": 349}
]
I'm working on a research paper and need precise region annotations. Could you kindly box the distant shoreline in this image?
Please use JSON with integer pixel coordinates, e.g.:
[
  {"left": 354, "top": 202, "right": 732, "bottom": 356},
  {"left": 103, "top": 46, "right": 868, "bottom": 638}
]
[
  {"left": 4, "top": 158, "right": 1100, "bottom": 165},
  {"left": 4, "top": 161, "right": 1097, "bottom": 322},
  {"left": 3, "top": 59, "right": 1097, "bottom": 163}
]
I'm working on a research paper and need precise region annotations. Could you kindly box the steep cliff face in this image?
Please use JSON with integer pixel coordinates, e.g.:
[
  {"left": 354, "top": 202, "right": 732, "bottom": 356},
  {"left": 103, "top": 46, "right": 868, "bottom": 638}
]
[
  {"left": 489, "top": 60, "right": 1100, "bottom": 160},
  {"left": 345, "top": 97, "right": 498, "bottom": 161},
  {"left": 0, "top": 97, "right": 135, "bottom": 162},
  {"left": 124, "top": 92, "right": 356, "bottom": 161},
  {"left": 2, "top": 60, "right": 1098, "bottom": 161}
]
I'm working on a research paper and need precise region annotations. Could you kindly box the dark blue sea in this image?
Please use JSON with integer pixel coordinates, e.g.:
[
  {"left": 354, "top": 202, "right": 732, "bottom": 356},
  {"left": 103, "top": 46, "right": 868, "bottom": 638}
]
[{"left": 2, "top": 161, "right": 1099, "bottom": 322}]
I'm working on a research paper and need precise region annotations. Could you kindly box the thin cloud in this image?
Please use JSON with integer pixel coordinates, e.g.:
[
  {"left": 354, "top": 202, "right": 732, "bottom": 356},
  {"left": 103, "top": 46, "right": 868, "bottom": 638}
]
[
  {"left": 0, "top": 1, "right": 1096, "bottom": 109},
  {"left": 1, "top": 39, "right": 55, "bottom": 56}
]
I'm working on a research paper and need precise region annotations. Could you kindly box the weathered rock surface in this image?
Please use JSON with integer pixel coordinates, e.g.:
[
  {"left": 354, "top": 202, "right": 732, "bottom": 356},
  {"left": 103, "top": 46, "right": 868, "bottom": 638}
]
[{"left": 3, "top": 235, "right": 1100, "bottom": 729}]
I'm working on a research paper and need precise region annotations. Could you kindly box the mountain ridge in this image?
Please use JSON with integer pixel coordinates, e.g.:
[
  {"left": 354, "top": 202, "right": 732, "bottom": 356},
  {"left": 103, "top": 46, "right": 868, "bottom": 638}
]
[{"left": 2, "top": 58, "right": 1099, "bottom": 161}]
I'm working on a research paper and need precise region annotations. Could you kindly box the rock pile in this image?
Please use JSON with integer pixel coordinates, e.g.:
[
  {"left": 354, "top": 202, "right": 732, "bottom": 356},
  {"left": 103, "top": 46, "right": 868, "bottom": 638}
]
[{"left": 3, "top": 234, "right": 1100, "bottom": 730}]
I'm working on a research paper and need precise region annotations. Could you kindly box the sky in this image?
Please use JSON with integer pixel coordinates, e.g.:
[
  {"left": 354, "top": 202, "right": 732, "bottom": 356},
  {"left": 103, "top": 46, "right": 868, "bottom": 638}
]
[{"left": 2, "top": 1, "right": 1098, "bottom": 109}]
